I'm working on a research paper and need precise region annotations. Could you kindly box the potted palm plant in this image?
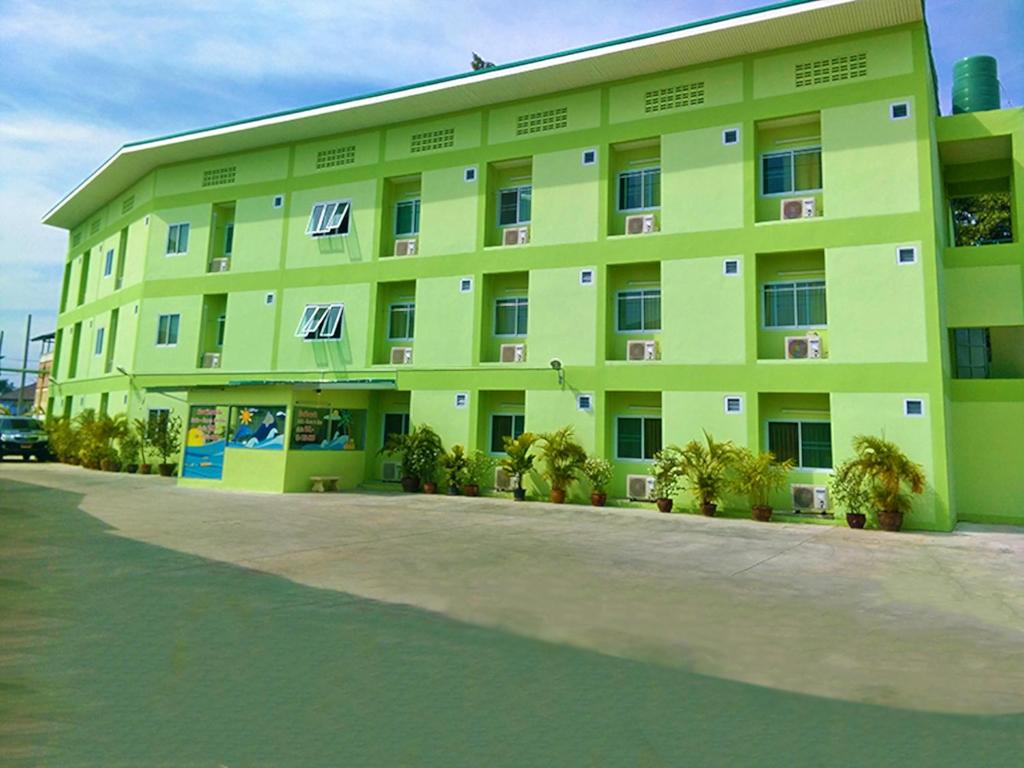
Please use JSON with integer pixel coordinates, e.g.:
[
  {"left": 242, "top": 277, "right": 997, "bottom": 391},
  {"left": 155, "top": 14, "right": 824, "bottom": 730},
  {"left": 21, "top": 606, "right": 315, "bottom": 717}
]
[
  {"left": 836, "top": 435, "right": 925, "bottom": 532},
  {"left": 830, "top": 458, "right": 871, "bottom": 529},
  {"left": 731, "top": 448, "right": 793, "bottom": 522},
  {"left": 582, "top": 457, "right": 612, "bottom": 506},
  {"left": 678, "top": 431, "right": 736, "bottom": 516},
  {"left": 381, "top": 424, "right": 444, "bottom": 492},
  {"left": 500, "top": 432, "right": 537, "bottom": 501},
  {"left": 651, "top": 446, "right": 682, "bottom": 513},
  {"left": 133, "top": 418, "right": 153, "bottom": 474},
  {"left": 536, "top": 426, "right": 587, "bottom": 503},
  {"left": 441, "top": 444, "right": 470, "bottom": 495},
  {"left": 463, "top": 450, "right": 495, "bottom": 497}
]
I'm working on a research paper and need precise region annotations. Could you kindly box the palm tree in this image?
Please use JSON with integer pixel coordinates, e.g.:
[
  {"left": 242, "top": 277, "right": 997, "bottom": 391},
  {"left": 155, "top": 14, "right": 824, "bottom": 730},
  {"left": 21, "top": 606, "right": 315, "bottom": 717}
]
[{"left": 836, "top": 435, "right": 925, "bottom": 530}]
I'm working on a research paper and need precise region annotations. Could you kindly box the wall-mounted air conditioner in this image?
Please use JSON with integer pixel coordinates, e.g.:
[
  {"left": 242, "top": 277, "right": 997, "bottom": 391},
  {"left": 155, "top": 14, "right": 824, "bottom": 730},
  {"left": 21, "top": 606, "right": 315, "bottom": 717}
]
[
  {"left": 390, "top": 346, "right": 413, "bottom": 364},
  {"left": 381, "top": 461, "right": 401, "bottom": 482},
  {"left": 394, "top": 238, "right": 418, "bottom": 256},
  {"left": 494, "top": 466, "right": 515, "bottom": 492},
  {"left": 209, "top": 257, "right": 230, "bottom": 272},
  {"left": 784, "top": 333, "right": 822, "bottom": 360},
  {"left": 792, "top": 484, "right": 829, "bottom": 511},
  {"left": 503, "top": 226, "right": 530, "bottom": 246},
  {"left": 201, "top": 352, "right": 221, "bottom": 369},
  {"left": 627, "top": 474, "right": 656, "bottom": 501},
  {"left": 625, "top": 214, "right": 657, "bottom": 235},
  {"left": 780, "top": 198, "right": 816, "bottom": 220},
  {"left": 626, "top": 340, "right": 658, "bottom": 361},
  {"left": 500, "top": 343, "right": 526, "bottom": 363}
]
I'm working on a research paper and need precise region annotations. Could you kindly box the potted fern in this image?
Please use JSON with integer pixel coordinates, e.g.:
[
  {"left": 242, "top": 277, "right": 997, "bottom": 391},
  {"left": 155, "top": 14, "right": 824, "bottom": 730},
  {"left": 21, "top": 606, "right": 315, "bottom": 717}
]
[
  {"left": 463, "top": 450, "right": 495, "bottom": 497},
  {"left": 582, "top": 457, "right": 612, "bottom": 506},
  {"left": 500, "top": 432, "right": 537, "bottom": 501},
  {"left": 536, "top": 426, "right": 587, "bottom": 503},
  {"left": 678, "top": 431, "right": 735, "bottom": 516},
  {"left": 836, "top": 435, "right": 925, "bottom": 532},
  {"left": 651, "top": 446, "right": 682, "bottom": 513},
  {"left": 731, "top": 448, "right": 793, "bottom": 522}
]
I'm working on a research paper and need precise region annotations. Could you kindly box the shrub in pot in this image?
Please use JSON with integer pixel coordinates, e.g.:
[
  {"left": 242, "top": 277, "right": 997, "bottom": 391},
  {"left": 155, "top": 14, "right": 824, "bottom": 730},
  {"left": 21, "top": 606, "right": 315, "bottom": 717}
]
[
  {"left": 381, "top": 424, "right": 444, "bottom": 492},
  {"left": 132, "top": 418, "right": 153, "bottom": 475},
  {"left": 118, "top": 429, "right": 141, "bottom": 474},
  {"left": 441, "top": 445, "right": 471, "bottom": 495},
  {"left": 150, "top": 412, "right": 183, "bottom": 477},
  {"left": 45, "top": 417, "right": 80, "bottom": 464},
  {"left": 651, "top": 447, "right": 683, "bottom": 513},
  {"left": 463, "top": 450, "right": 495, "bottom": 497},
  {"left": 582, "top": 457, "right": 612, "bottom": 507},
  {"left": 830, "top": 458, "right": 872, "bottom": 529},
  {"left": 500, "top": 432, "right": 537, "bottom": 501},
  {"left": 678, "top": 430, "right": 735, "bottom": 517},
  {"left": 731, "top": 448, "right": 793, "bottom": 522},
  {"left": 836, "top": 435, "right": 925, "bottom": 532},
  {"left": 537, "top": 427, "right": 586, "bottom": 504}
]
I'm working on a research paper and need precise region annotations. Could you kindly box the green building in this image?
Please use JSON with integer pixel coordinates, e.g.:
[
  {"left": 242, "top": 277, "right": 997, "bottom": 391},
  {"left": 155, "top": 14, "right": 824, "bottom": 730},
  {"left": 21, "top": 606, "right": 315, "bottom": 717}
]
[{"left": 42, "top": 0, "right": 1023, "bottom": 528}]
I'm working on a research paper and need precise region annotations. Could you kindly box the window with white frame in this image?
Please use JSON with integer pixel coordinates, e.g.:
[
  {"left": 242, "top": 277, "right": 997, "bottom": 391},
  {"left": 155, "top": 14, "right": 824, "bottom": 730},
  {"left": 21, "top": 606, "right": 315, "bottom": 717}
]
[
  {"left": 761, "top": 148, "right": 822, "bottom": 195},
  {"left": 305, "top": 200, "right": 351, "bottom": 237},
  {"left": 156, "top": 314, "right": 179, "bottom": 346},
  {"left": 724, "top": 395, "right": 743, "bottom": 414},
  {"left": 395, "top": 199, "right": 421, "bottom": 236},
  {"left": 767, "top": 421, "right": 832, "bottom": 469},
  {"left": 498, "top": 186, "right": 531, "bottom": 227},
  {"left": 616, "top": 416, "right": 662, "bottom": 460},
  {"left": 616, "top": 289, "right": 661, "bottom": 332},
  {"left": 383, "top": 412, "right": 410, "bottom": 441},
  {"left": 904, "top": 399, "right": 924, "bottom": 417},
  {"left": 617, "top": 167, "right": 660, "bottom": 211},
  {"left": 103, "top": 249, "right": 114, "bottom": 277},
  {"left": 388, "top": 303, "right": 415, "bottom": 340},
  {"left": 94, "top": 327, "right": 105, "bottom": 355},
  {"left": 166, "top": 223, "right": 190, "bottom": 255},
  {"left": 295, "top": 303, "right": 344, "bottom": 341},
  {"left": 490, "top": 414, "right": 525, "bottom": 453},
  {"left": 216, "top": 315, "right": 226, "bottom": 347},
  {"left": 577, "top": 393, "right": 593, "bottom": 411},
  {"left": 763, "top": 281, "right": 827, "bottom": 328},
  {"left": 495, "top": 297, "right": 528, "bottom": 336}
]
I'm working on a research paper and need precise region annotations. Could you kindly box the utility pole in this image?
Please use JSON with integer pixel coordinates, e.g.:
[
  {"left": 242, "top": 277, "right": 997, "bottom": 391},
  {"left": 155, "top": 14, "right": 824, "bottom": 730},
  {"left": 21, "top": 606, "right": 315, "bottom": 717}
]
[{"left": 17, "top": 314, "right": 31, "bottom": 414}]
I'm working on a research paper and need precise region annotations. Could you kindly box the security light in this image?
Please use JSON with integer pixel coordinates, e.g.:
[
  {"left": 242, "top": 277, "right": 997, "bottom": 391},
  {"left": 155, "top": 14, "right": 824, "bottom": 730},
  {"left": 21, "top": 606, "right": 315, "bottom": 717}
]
[{"left": 549, "top": 358, "right": 562, "bottom": 371}]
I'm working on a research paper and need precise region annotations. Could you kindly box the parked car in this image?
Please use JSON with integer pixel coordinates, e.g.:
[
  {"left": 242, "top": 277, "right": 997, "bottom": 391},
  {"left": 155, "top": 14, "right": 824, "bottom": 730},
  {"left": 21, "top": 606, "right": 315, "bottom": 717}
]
[{"left": 0, "top": 416, "right": 51, "bottom": 460}]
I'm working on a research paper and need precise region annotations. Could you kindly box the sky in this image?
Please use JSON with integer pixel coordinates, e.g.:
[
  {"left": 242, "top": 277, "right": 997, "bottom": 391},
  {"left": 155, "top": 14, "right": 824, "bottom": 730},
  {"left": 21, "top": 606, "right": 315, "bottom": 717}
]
[{"left": 1, "top": 0, "right": 1022, "bottom": 380}]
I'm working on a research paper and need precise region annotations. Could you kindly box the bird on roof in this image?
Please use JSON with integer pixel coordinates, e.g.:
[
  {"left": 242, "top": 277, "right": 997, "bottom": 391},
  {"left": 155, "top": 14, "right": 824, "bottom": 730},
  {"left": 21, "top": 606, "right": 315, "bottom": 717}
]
[{"left": 471, "top": 53, "right": 495, "bottom": 71}]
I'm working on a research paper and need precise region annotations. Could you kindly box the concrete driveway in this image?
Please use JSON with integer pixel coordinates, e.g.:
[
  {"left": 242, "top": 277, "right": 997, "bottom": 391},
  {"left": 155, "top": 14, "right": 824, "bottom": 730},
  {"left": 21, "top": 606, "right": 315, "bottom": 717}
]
[{"left": 4, "top": 461, "right": 1023, "bottom": 715}]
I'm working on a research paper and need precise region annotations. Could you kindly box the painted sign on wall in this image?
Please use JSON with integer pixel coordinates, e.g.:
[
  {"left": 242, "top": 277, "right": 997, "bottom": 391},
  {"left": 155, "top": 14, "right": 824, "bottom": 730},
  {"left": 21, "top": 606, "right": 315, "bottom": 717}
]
[
  {"left": 290, "top": 407, "right": 366, "bottom": 451},
  {"left": 183, "top": 405, "right": 228, "bottom": 479},
  {"left": 228, "top": 406, "right": 287, "bottom": 450}
]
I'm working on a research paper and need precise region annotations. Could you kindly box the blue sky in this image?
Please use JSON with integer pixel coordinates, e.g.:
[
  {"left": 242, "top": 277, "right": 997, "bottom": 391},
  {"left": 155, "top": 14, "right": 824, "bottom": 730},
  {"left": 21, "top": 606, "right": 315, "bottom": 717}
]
[{"left": 1, "top": 0, "right": 1021, "bottom": 378}]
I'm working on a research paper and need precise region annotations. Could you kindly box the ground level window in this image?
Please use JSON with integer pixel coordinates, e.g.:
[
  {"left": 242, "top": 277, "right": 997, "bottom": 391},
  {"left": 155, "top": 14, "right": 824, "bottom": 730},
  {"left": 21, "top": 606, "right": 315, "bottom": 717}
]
[
  {"left": 616, "top": 416, "right": 662, "bottom": 460},
  {"left": 382, "top": 413, "right": 410, "bottom": 441},
  {"left": 490, "top": 414, "right": 525, "bottom": 453},
  {"left": 617, "top": 289, "right": 661, "bottom": 332},
  {"left": 763, "top": 281, "right": 826, "bottom": 328},
  {"left": 147, "top": 408, "right": 171, "bottom": 439},
  {"left": 768, "top": 421, "right": 832, "bottom": 469}
]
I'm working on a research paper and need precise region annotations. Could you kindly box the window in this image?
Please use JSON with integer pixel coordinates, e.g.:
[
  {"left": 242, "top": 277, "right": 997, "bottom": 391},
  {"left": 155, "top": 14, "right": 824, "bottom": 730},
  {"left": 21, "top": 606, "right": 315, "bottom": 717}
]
[
  {"left": 272, "top": 195, "right": 284, "bottom": 208},
  {"left": 495, "top": 297, "right": 528, "bottom": 336},
  {"left": 897, "top": 246, "right": 918, "bottom": 265},
  {"left": 383, "top": 412, "right": 410, "bottom": 441},
  {"left": 265, "top": 292, "right": 275, "bottom": 305},
  {"left": 904, "top": 399, "right": 924, "bottom": 417},
  {"left": 94, "top": 327, "right": 104, "bottom": 355},
  {"left": 224, "top": 224, "right": 234, "bottom": 256},
  {"left": 490, "top": 414, "right": 525, "bottom": 453},
  {"left": 616, "top": 416, "right": 662, "bottom": 460},
  {"left": 395, "top": 199, "right": 421, "bottom": 236},
  {"left": 156, "top": 314, "right": 180, "bottom": 346},
  {"left": 617, "top": 168, "right": 660, "bottom": 211},
  {"left": 166, "top": 223, "right": 190, "bottom": 255},
  {"left": 388, "top": 303, "right": 415, "bottom": 340},
  {"left": 577, "top": 393, "right": 593, "bottom": 411},
  {"left": 953, "top": 328, "right": 990, "bottom": 378},
  {"left": 454, "top": 392, "right": 468, "bottom": 409},
  {"left": 215, "top": 315, "right": 226, "bottom": 347},
  {"left": 103, "top": 249, "right": 114, "bottom": 277},
  {"left": 305, "top": 200, "right": 351, "bottom": 237},
  {"left": 459, "top": 277, "right": 473, "bottom": 293},
  {"left": 146, "top": 408, "right": 170, "bottom": 440},
  {"left": 761, "top": 148, "right": 822, "bottom": 195},
  {"left": 890, "top": 102, "right": 910, "bottom": 120},
  {"left": 722, "top": 128, "right": 740, "bottom": 145},
  {"left": 498, "top": 186, "right": 531, "bottom": 227},
  {"left": 579, "top": 268, "right": 595, "bottom": 285},
  {"left": 724, "top": 396, "right": 743, "bottom": 414},
  {"left": 763, "top": 281, "right": 827, "bottom": 328},
  {"left": 295, "top": 303, "right": 344, "bottom": 341},
  {"left": 464, "top": 167, "right": 477, "bottom": 182},
  {"left": 723, "top": 258, "right": 740, "bottom": 276},
  {"left": 581, "top": 149, "right": 597, "bottom": 165},
  {"left": 616, "top": 289, "right": 661, "bottom": 332},
  {"left": 768, "top": 421, "right": 832, "bottom": 469}
]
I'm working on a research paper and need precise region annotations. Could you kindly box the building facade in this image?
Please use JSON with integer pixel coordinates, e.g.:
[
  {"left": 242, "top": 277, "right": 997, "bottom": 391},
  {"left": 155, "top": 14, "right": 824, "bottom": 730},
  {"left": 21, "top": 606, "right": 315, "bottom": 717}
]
[{"left": 43, "top": 0, "right": 1023, "bottom": 529}]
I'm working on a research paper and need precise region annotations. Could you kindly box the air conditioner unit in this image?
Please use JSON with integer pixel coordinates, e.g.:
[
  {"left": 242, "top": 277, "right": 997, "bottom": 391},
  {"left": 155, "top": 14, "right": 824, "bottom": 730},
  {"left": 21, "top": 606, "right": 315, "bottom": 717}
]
[
  {"left": 627, "top": 474, "right": 656, "bottom": 501},
  {"left": 625, "top": 214, "right": 657, "bottom": 235},
  {"left": 201, "top": 352, "right": 221, "bottom": 369},
  {"left": 626, "top": 340, "right": 658, "bottom": 361},
  {"left": 390, "top": 346, "right": 413, "bottom": 365},
  {"left": 792, "top": 484, "right": 829, "bottom": 511},
  {"left": 494, "top": 466, "right": 515, "bottom": 492},
  {"left": 780, "top": 197, "right": 816, "bottom": 220},
  {"left": 503, "top": 226, "right": 530, "bottom": 246},
  {"left": 499, "top": 343, "right": 526, "bottom": 363},
  {"left": 381, "top": 461, "right": 401, "bottom": 482},
  {"left": 209, "top": 257, "right": 230, "bottom": 272},
  {"left": 394, "top": 238, "right": 418, "bottom": 256},
  {"left": 784, "top": 333, "right": 822, "bottom": 360}
]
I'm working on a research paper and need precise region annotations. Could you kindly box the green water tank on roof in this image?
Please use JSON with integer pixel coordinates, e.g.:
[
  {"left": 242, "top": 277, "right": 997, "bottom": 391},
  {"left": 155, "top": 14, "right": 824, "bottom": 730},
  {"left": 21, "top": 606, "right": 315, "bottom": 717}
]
[{"left": 952, "top": 55, "right": 1001, "bottom": 114}]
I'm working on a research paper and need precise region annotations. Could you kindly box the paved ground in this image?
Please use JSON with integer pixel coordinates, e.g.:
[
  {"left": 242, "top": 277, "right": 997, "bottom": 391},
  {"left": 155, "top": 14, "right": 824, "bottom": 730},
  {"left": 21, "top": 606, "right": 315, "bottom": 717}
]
[{"left": 5, "top": 461, "right": 1024, "bottom": 717}]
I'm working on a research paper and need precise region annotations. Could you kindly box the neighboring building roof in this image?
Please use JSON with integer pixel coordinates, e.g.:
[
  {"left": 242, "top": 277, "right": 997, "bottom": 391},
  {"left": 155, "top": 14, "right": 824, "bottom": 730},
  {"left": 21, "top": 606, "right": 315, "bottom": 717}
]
[
  {"left": 31, "top": 331, "right": 56, "bottom": 343},
  {"left": 0, "top": 383, "right": 36, "bottom": 403},
  {"left": 43, "top": 0, "right": 924, "bottom": 230}
]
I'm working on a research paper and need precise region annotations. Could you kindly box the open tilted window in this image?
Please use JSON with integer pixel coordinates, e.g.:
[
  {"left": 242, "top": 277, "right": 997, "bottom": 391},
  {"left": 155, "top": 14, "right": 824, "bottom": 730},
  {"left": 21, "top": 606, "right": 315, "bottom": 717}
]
[
  {"left": 295, "top": 303, "right": 345, "bottom": 341},
  {"left": 305, "top": 200, "right": 351, "bottom": 237}
]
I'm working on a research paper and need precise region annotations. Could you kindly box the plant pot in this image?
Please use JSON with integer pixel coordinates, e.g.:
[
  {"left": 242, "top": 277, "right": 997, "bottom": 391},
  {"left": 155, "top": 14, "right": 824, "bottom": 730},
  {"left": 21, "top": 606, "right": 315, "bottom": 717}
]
[
  {"left": 655, "top": 497, "right": 673, "bottom": 513},
  {"left": 138, "top": 464, "right": 152, "bottom": 475},
  {"left": 846, "top": 512, "right": 867, "bottom": 529},
  {"left": 752, "top": 504, "right": 773, "bottom": 522},
  {"left": 590, "top": 492, "right": 607, "bottom": 507},
  {"left": 447, "top": 484, "right": 460, "bottom": 496},
  {"left": 550, "top": 488, "right": 566, "bottom": 504},
  {"left": 125, "top": 464, "right": 139, "bottom": 474},
  {"left": 512, "top": 487, "right": 527, "bottom": 502},
  {"left": 157, "top": 463, "right": 176, "bottom": 477},
  {"left": 100, "top": 459, "right": 120, "bottom": 472},
  {"left": 422, "top": 481, "right": 437, "bottom": 494},
  {"left": 877, "top": 510, "right": 904, "bottom": 532},
  {"left": 462, "top": 483, "right": 480, "bottom": 497},
  {"left": 400, "top": 476, "right": 419, "bottom": 493},
  {"left": 701, "top": 502, "right": 718, "bottom": 517}
]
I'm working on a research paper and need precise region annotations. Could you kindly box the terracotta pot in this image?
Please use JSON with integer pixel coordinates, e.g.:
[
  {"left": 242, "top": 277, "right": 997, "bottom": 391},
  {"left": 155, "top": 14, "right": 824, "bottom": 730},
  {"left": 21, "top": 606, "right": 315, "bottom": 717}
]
[
  {"left": 400, "top": 476, "right": 419, "bottom": 493},
  {"left": 462, "top": 483, "right": 480, "bottom": 497},
  {"left": 590, "top": 492, "right": 607, "bottom": 507},
  {"left": 752, "top": 504, "right": 773, "bottom": 522},
  {"left": 878, "top": 510, "right": 904, "bottom": 532},
  {"left": 157, "top": 463, "right": 176, "bottom": 477},
  {"left": 512, "top": 487, "right": 526, "bottom": 502},
  {"left": 701, "top": 502, "right": 718, "bottom": 517},
  {"left": 550, "top": 488, "right": 566, "bottom": 504},
  {"left": 138, "top": 464, "right": 152, "bottom": 475},
  {"left": 422, "top": 481, "right": 437, "bottom": 494},
  {"left": 100, "top": 459, "right": 120, "bottom": 472},
  {"left": 656, "top": 497, "right": 673, "bottom": 513},
  {"left": 846, "top": 512, "right": 867, "bottom": 529}
]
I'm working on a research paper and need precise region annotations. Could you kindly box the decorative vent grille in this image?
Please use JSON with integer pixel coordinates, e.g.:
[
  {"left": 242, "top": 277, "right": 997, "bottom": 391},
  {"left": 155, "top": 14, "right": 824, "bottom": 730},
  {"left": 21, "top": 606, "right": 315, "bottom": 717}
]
[
  {"left": 90, "top": 219, "right": 101, "bottom": 235},
  {"left": 410, "top": 128, "right": 455, "bottom": 153},
  {"left": 202, "top": 166, "right": 237, "bottom": 187},
  {"left": 644, "top": 82, "right": 705, "bottom": 113},
  {"left": 515, "top": 107, "right": 568, "bottom": 135},
  {"left": 122, "top": 195, "right": 135, "bottom": 215},
  {"left": 795, "top": 53, "right": 868, "bottom": 88},
  {"left": 316, "top": 145, "right": 356, "bottom": 169},
  {"left": 72, "top": 231, "right": 82, "bottom": 247}
]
